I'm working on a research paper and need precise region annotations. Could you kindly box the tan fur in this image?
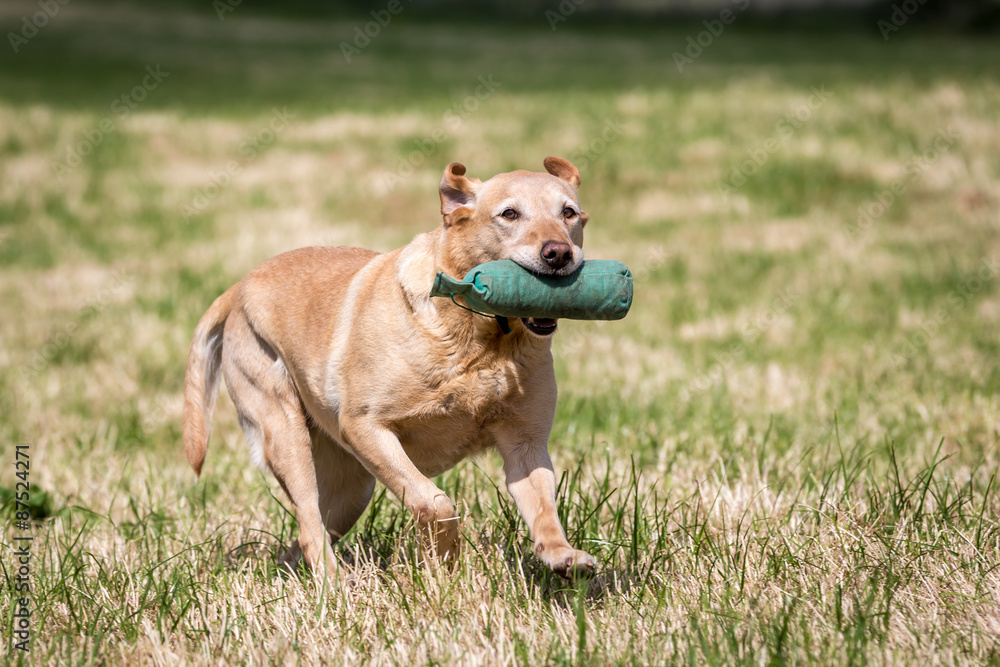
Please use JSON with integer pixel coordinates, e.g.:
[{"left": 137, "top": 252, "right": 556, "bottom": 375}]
[{"left": 182, "top": 157, "right": 597, "bottom": 579}]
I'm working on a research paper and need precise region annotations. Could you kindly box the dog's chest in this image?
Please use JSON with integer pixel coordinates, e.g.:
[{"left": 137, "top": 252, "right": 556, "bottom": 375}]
[
  {"left": 399, "top": 359, "right": 522, "bottom": 431},
  {"left": 432, "top": 362, "right": 518, "bottom": 419},
  {"left": 392, "top": 363, "right": 521, "bottom": 475}
]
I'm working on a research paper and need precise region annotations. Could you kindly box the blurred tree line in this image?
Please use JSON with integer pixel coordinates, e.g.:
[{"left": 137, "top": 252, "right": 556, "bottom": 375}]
[{"left": 214, "top": 0, "right": 999, "bottom": 32}]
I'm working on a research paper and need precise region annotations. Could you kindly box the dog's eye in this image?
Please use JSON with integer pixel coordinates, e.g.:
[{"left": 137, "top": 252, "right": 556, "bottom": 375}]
[
  {"left": 501, "top": 208, "right": 518, "bottom": 221},
  {"left": 563, "top": 207, "right": 577, "bottom": 219}
]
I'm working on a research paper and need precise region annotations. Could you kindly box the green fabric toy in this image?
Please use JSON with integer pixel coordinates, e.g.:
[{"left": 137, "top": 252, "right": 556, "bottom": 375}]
[{"left": 430, "top": 259, "right": 633, "bottom": 321}]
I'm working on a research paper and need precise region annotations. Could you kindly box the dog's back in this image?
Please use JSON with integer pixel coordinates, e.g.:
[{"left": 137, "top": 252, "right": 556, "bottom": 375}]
[{"left": 182, "top": 246, "right": 377, "bottom": 476}]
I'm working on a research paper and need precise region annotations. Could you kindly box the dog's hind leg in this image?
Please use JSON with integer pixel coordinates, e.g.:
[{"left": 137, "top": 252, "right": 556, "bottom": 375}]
[
  {"left": 221, "top": 312, "right": 337, "bottom": 578},
  {"left": 274, "top": 429, "right": 375, "bottom": 573},
  {"left": 311, "top": 425, "right": 376, "bottom": 546}
]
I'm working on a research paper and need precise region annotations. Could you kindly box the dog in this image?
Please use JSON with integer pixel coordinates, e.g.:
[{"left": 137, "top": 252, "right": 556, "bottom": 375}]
[{"left": 183, "top": 157, "right": 597, "bottom": 579}]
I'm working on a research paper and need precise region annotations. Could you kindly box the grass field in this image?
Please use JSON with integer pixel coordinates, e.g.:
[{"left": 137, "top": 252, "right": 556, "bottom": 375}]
[{"left": 2, "top": 2, "right": 1000, "bottom": 664}]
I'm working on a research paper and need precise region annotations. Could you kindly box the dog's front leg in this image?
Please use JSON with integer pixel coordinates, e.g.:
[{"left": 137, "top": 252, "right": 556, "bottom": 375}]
[
  {"left": 341, "top": 421, "right": 460, "bottom": 561},
  {"left": 492, "top": 425, "right": 596, "bottom": 579}
]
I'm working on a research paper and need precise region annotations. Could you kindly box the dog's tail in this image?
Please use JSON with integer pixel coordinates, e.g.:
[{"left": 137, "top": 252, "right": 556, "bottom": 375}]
[{"left": 183, "top": 285, "right": 237, "bottom": 477}]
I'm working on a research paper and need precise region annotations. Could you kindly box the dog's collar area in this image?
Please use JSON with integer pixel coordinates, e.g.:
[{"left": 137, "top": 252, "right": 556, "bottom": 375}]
[{"left": 446, "top": 292, "right": 512, "bottom": 335}]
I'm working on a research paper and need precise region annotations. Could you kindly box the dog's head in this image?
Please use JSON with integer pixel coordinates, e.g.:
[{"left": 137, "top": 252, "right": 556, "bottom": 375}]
[
  {"left": 437, "top": 157, "right": 589, "bottom": 337},
  {"left": 438, "top": 157, "right": 588, "bottom": 279}
]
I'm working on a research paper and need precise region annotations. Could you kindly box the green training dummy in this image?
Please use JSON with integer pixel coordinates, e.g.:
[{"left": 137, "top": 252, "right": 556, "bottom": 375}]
[{"left": 430, "top": 259, "right": 633, "bottom": 321}]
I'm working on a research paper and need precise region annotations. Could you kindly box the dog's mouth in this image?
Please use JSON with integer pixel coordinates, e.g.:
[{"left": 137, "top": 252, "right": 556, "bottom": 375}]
[
  {"left": 510, "top": 257, "right": 582, "bottom": 278},
  {"left": 522, "top": 317, "right": 558, "bottom": 336}
]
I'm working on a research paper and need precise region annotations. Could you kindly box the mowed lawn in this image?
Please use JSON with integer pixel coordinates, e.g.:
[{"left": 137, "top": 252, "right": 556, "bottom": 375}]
[{"left": 2, "top": 2, "right": 1000, "bottom": 664}]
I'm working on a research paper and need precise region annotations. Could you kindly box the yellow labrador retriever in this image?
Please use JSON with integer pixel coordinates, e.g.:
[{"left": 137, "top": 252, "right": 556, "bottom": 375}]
[{"left": 183, "top": 157, "right": 596, "bottom": 579}]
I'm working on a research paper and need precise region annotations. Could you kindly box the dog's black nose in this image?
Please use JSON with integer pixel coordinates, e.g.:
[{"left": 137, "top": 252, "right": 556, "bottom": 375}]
[{"left": 540, "top": 241, "right": 573, "bottom": 271}]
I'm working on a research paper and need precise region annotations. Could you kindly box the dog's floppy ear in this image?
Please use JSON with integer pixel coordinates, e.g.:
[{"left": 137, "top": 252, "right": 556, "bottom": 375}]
[
  {"left": 543, "top": 156, "right": 581, "bottom": 188},
  {"left": 439, "top": 162, "right": 479, "bottom": 227}
]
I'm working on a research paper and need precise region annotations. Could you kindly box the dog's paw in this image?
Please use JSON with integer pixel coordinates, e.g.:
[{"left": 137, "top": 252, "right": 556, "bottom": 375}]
[{"left": 537, "top": 544, "right": 597, "bottom": 580}]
